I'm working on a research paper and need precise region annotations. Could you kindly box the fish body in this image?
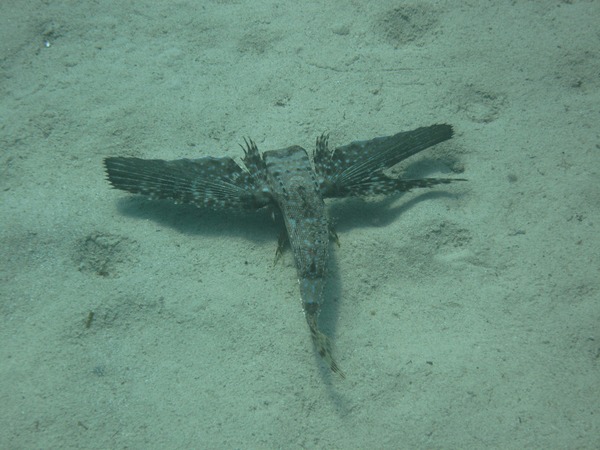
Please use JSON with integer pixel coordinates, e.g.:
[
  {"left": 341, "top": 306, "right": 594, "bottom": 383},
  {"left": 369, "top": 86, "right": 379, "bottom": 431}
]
[{"left": 104, "top": 124, "right": 463, "bottom": 377}]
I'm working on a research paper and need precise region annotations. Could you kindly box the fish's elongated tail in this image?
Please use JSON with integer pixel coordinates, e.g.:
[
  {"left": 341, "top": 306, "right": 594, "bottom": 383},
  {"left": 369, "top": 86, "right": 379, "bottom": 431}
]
[{"left": 305, "top": 304, "right": 345, "bottom": 379}]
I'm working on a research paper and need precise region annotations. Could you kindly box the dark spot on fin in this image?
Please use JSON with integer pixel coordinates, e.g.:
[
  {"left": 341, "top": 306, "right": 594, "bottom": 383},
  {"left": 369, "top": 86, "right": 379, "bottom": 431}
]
[{"left": 306, "top": 313, "right": 345, "bottom": 379}]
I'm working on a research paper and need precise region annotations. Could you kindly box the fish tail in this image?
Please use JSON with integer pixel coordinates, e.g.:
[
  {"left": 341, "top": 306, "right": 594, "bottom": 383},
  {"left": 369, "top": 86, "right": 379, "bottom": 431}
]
[{"left": 306, "top": 310, "right": 345, "bottom": 379}]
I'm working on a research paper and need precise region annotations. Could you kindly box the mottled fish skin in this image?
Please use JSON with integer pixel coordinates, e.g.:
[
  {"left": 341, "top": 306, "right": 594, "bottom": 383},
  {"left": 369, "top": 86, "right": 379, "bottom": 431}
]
[
  {"left": 262, "top": 146, "right": 344, "bottom": 377},
  {"left": 104, "top": 124, "right": 463, "bottom": 378}
]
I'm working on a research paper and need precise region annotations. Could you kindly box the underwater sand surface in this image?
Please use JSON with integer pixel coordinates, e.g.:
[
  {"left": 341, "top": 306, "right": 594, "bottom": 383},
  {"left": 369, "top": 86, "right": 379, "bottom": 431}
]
[{"left": 1, "top": 1, "right": 598, "bottom": 448}]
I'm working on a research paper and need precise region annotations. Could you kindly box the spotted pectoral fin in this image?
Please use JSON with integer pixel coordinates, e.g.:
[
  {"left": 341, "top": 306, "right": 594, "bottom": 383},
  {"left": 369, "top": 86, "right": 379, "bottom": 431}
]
[
  {"left": 330, "top": 174, "right": 466, "bottom": 197},
  {"left": 104, "top": 156, "right": 272, "bottom": 211},
  {"left": 315, "top": 124, "right": 459, "bottom": 198}
]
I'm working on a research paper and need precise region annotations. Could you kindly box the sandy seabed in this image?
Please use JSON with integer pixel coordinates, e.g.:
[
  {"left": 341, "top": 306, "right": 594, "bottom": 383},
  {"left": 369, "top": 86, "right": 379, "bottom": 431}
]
[{"left": 1, "top": 1, "right": 598, "bottom": 448}]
